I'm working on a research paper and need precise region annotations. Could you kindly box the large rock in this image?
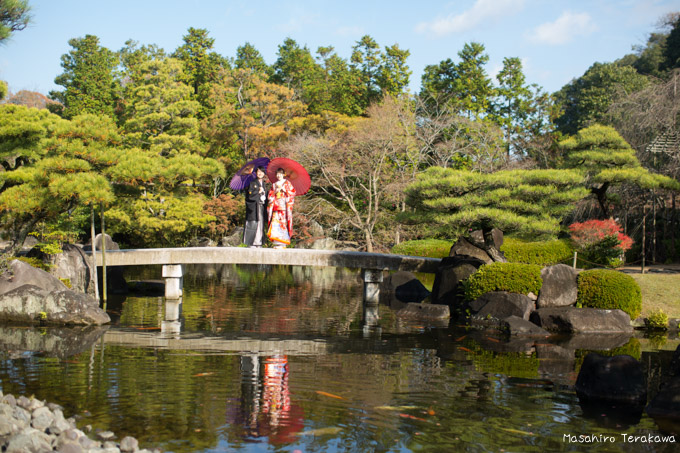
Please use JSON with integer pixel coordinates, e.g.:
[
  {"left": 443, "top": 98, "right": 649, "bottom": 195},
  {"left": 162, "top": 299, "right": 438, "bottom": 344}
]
[
  {"left": 470, "top": 291, "right": 535, "bottom": 321},
  {"left": 221, "top": 227, "right": 244, "bottom": 247},
  {"left": 0, "top": 260, "right": 67, "bottom": 295},
  {"left": 395, "top": 303, "right": 450, "bottom": 321},
  {"left": 448, "top": 237, "right": 493, "bottom": 264},
  {"left": 0, "top": 285, "right": 109, "bottom": 326},
  {"left": 188, "top": 237, "right": 216, "bottom": 247},
  {"left": 536, "top": 264, "right": 578, "bottom": 308},
  {"left": 381, "top": 271, "right": 430, "bottom": 304},
  {"left": 29, "top": 244, "right": 97, "bottom": 296},
  {"left": 501, "top": 315, "right": 549, "bottom": 336},
  {"left": 469, "top": 228, "right": 504, "bottom": 250},
  {"left": 530, "top": 307, "right": 633, "bottom": 333},
  {"left": 310, "top": 238, "right": 336, "bottom": 250},
  {"left": 82, "top": 233, "right": 118, "bottom": 252},
  {"left": 576, "top": 353, "right": 647, "bottom": 407},
  {"left": 431, "top": 256, "right": 486, "bottom": 305}
]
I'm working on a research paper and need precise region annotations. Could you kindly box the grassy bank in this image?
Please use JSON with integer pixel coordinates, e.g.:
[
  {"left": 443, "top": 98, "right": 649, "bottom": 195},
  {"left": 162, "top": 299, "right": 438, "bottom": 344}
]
[{"left": 627, "top": 272, "right": 680, "bottom": 318}]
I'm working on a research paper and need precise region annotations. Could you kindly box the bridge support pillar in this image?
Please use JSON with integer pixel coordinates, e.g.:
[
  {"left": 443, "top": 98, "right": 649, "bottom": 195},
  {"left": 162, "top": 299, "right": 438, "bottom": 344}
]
[
  {"left": 362, "top": 269, "right": 383, "bottom": 326},
  {"left": 162, "top": 264, "right": 184, "bottom": 299}
]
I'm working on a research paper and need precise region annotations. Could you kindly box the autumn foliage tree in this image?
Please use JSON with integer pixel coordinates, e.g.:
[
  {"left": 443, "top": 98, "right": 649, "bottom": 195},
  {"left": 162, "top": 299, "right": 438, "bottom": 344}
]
[
  {"left": 569, "top": 218, "right": 633, "bottom": 267},
  {"left": 289, "top": 95, "right": 415, "bottom": 252}
]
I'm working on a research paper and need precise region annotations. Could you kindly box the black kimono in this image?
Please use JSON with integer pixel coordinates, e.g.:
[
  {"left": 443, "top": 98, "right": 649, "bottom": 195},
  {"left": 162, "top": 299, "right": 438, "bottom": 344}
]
[{"left": 243, "top": 178, "right": 268, "bottom": 246}]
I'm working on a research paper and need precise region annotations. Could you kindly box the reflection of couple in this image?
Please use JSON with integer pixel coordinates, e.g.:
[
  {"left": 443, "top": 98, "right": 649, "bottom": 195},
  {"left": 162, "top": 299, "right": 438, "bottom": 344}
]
[
  {"left": 243, "top": 167, "right": 296, "bottom": 249},
  {"left": 233, "top": 354, "right": 304, "bottom": 444}
]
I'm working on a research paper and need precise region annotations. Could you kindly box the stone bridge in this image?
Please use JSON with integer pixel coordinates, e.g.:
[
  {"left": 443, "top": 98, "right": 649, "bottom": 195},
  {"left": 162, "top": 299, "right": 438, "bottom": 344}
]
[{"left": 88, "top": 247, "right": 442, "bottom": 327}]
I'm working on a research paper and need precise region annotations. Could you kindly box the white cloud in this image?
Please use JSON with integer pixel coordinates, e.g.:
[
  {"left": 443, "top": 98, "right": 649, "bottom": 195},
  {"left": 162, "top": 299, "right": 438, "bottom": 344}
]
[
  {"left": 335, "top": 25, "right": 364, "bottom": 37},
  {"left": 527, "top": 11, "right": 598, "bottom": 45},
  {"left": 415, "top": 0, "right": 526, "bottom": 36}
]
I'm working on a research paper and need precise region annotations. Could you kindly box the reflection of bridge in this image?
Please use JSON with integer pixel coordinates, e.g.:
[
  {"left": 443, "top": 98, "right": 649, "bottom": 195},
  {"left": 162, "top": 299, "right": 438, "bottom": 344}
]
[{"left": 103, "top": 329, "right": 331, "bottom": 356}]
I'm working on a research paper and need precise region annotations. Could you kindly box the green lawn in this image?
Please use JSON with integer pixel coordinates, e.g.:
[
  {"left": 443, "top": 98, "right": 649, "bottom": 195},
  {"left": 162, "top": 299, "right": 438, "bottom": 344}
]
[{"left": 627, "top": 272, "right": 680, "bottom": 318}]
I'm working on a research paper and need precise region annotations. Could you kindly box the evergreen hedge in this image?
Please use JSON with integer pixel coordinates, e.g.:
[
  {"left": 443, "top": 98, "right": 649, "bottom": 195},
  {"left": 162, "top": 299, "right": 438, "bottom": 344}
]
[
  {"left": 576, "top": 269, "right": 642, "bottom": 320},
  {"left": 391, "top": 239, "right": 451, "bottom": 258},
  {"left": 501, "top": 237, "right": 574, "bottom": 266},
  {"left": 462, "top": 262, "right": 543, "bottom": 301}
]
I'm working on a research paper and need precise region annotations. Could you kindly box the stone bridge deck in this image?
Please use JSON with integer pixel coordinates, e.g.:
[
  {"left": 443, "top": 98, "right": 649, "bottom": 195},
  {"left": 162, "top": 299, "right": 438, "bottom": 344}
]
[{"left": 90, "top": 247, "right": 441, "bottom": 274}]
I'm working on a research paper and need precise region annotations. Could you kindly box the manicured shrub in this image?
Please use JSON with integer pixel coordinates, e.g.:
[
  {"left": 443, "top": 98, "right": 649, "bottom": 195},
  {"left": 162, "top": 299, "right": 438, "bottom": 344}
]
[
  {"left": 462, "top": 262, "right": 543, "bottom": 301},
  {"left": 501, "top": 237, "right": 574, "bottom": 266},
  {"left": 391, "top": 239, "right": 452, "bottom": 258},
  {"left": 646, "top": 309, "right": 668, "bottom": 330},
  {"left": 576, "top": 269, "right": 642, "bottom": 320}
]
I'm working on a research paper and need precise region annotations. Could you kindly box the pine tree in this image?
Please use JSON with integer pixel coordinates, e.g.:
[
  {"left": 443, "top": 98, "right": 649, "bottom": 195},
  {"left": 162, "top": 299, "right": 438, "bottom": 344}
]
[
  {"left": 402, "top": 167, "right": 589, "bottom": 260},
  {"left": 559, "top": 124, "right": 679, "bottom": 217}
]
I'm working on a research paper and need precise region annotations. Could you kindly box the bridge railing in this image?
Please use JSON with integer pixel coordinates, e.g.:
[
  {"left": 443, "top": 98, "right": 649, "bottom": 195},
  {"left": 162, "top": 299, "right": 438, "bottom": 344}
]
[{"left": 86, "top": 246, "right": 441, "bottom": 274}]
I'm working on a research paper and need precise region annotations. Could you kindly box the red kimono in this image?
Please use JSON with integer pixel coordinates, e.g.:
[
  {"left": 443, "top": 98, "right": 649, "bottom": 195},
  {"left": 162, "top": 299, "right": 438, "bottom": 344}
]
[{"left": 267, "top": 179, "right": 296, "bottom": 247}]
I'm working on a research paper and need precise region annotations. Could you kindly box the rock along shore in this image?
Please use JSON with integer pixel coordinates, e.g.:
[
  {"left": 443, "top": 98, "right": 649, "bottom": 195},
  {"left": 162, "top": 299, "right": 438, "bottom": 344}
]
[{"left": 0, "top": 391, "right": 161, "bottom": 453}]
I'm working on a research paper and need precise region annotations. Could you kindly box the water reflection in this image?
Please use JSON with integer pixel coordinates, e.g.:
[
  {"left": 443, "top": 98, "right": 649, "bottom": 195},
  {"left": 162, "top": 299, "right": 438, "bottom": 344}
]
[
  {"left": 0, "top": 264, "right": 678, "bottom": 452},
  {"left": 0, "top": 325, "right": 108, "bottom": 358}
]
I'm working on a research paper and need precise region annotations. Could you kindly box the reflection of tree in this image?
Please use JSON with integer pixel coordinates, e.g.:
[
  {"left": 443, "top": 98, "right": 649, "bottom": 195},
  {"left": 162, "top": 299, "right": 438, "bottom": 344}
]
[{"left": 176, "top": 265, "right": 364, "bottom": 336}]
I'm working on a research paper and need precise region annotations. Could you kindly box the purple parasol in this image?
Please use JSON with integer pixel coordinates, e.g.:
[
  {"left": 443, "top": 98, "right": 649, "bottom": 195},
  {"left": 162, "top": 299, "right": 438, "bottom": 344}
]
[{"left": 229, "top": 157, "right": 270, "bottom": 191}]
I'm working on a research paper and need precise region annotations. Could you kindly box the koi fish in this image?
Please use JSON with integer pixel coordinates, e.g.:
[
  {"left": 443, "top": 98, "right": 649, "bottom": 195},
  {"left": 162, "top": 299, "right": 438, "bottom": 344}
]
[
  {"left": 399, "top": 413, "right": 427, "bottom": 422},
  {"left": 316, "top": 390, "right": 345, "bottom": 400},
  {"left": 374, "top": 405, "right": 419, "bottom": 411},
  {"left": 193, "top": 372, "right": 214, "bottom": 377},
  {"left": 455, "top": 335, "right": 466, "bottom": 342},
  {"left": 500, "top": 427, "right": 534, "bottom": 436},
  {"left": 458, "top": 346, "right": 473, "bottom": 353}
]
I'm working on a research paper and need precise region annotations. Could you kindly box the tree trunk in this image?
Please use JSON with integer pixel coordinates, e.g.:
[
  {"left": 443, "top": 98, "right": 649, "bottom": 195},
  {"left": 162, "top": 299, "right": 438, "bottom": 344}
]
[
  {"left": 3, "top": 217, "right": 40, "bottom": 258},
  {"left": 365, "top": 229, "right": 373, "bottom": 253},
  {"left": 592, "top": 182, "right": 610, "bottom": 218}
]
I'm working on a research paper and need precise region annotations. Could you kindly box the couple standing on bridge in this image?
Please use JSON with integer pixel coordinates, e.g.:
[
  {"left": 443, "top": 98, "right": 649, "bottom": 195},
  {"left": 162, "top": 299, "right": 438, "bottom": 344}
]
[{"left": 243, "top": 166, "right": 296, "bottom": 249}]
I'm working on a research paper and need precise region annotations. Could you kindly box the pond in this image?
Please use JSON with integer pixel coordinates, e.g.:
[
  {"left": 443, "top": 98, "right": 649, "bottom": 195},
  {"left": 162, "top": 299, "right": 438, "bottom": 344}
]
[{"left": 0, "top": 264, "right": 678, "bottom": 452}]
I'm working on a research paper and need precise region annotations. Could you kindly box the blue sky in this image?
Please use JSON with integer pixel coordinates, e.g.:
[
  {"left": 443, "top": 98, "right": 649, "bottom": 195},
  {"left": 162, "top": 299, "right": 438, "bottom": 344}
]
[{"left": 1, "top": 0, "right": 678, "bottom": 97}]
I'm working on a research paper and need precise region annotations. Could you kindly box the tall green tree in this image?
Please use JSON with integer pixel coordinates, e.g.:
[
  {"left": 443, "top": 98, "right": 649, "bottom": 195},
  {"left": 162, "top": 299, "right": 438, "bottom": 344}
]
[
  {"left": 554, "top": 62, "right": 649, "bottom": 135},
  {"left": 378, "top": 44, "right": 411, "bottom": 97},
  {"left": 311, "top": 46, "right": 363, "bottom": 116},
  {"left": 270, "top": 37, "right": 320, "bottom": 106},
  {"left": 662, "top": 14, "right": 680, "bottom": 72},
  {"left": 123, "top": 57, "right": 205, "bottom": 157},
  {"left": 49, "top": 35, "right": 119, "bottom": 119},
  {"left": 234, "top": 42, "right": 271, "bottom": 77},
  {"left": 455, "top": 42, "right": 495, "bottom": 119},
  {"left": 402, "top": 167, "right": 589, "bottom": 260},
  {"left": 420, "top": 42, "right": 494, "bottom": 119},
  {"left": 351, "top": 35, "right": 382, "bottom": 110},
  {"left": 559, "top": 124, "right": 679, "bottom": 217},
  {"left": 0, "top": 0, "right": 31, "bottom": 43},
  {"left": 172, "top": 27, "right": 229, "bottom": 118}
]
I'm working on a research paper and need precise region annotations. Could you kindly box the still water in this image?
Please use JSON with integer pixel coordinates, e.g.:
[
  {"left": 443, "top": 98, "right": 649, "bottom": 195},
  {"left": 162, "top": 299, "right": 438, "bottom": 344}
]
[{"left": 0, "top": 264, "right": 678, "bottom": 452}]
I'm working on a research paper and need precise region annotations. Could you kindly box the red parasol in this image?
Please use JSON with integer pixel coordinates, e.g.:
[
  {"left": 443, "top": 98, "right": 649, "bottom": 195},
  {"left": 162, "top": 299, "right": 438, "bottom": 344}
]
[
  {"left": 229, "top": 157, "right": 270, "bottom": 191},
  {"left": 267, "top": 158, "right": 311, "bottom": 195}
]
